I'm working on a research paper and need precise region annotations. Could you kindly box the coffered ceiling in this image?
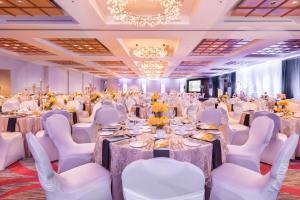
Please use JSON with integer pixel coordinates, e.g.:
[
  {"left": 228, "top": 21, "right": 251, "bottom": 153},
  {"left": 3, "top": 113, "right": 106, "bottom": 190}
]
[{"left": 0, "top": 0, "right": 299, "bottom": 79}]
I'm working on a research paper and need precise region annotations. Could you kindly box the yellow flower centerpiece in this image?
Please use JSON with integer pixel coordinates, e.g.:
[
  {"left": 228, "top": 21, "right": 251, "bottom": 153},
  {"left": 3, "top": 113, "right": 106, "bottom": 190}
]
[
  {"left": 148, "top": 102, "right": 169, "bottom": 138},
  {"left": 90, "top": 92, "right": 101, "bottom": 103},
  {"left": 276, "top": 100, "right": 289, "bottom": 114},
  {"left": 44, "top": 96, "right": 58, "bottom": 110},
  {"left": 151, "top": 92, "right": 160, "bottom": 102},
  {"left": 219, "top": 94, "right": 229, "bottom": 103}
]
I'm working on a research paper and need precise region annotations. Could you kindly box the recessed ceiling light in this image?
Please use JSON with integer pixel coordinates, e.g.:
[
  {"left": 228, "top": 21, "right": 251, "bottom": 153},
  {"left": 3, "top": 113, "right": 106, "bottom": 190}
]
[
  {"left": 17, "top": 0, "right": 23, "bottom": 3},
  {"left": 4, "top": 44, "right": 9, "bottom": 46},
  {"left": 0, "top": 1, "right": 3, "bottom": 4},
  {"left": 292, "top": 0, "right": 299, "bottom": 4},
  {"left": 73, "top": 44, "right": 78, "bottom": 47}
]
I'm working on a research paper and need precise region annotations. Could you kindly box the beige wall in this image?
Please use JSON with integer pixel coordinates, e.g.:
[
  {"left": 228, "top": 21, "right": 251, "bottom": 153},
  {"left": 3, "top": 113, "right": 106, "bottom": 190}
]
[{"left": 0, "top": 69, "right": 11, "bottom": 97}]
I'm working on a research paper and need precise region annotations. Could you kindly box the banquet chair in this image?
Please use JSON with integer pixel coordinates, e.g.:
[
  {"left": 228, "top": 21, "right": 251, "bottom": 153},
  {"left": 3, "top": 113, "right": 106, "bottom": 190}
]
[
  {"left": 94, "top": 107, "right": 119, "bottom": 126},
  {"left": 35, "top": 110, "right": 71, "bottom": 161},
  {"left": 66, "top": 100, "right": 82, "bottom": 111},
  {"left": 122, "top": 158, "right": 205, "bottom": 200},
  {"left": 201, "top": 107, "right": 222, "bottom": 126},
  {"left": 218, "top": 102, "right": 240, "bottom": 124},
  {"left": 186, "top": 104, "right": 199, "bottom": 122},
  {"left": 253, "top": 111, "right": 287, "bottom": 165},
  {"left": 46, "top": 114, "right": 95, "bottom": 173},
  {"left": 219, "top": 108, "right": 250, "bottom": 145},
  {"left": 210, "top": 134, "right": 299, "bottom": 200},
  {"left": 226, "top": 116, "right": 274, "bottom": 172},
  {"left": 79, "top": 101, "right": 102, "bottom": 123},
  {"left": 0, "top": 131, "right": 25, "bottom": 170},
  {"left": 26, "top": 133, "right": 112, "bottom": 200}
]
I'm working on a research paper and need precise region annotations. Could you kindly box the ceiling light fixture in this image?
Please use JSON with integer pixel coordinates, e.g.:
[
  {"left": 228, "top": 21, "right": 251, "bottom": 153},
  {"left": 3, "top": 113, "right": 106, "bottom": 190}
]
[
  {"left": 133, "top": 44, "right": 167, "bottom": 59},
  {"left": 107, "top": 0, "right": 182, "bottom": 27}
]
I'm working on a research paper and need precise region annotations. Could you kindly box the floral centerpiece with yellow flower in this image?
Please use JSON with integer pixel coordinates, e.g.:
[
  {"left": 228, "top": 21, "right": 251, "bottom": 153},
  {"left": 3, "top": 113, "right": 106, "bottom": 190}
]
[
  {"left": 148, "top": 102, "right": 169, "bottom": 129},
  {"left": 218, "top": 94, "right": 229, "bottom": 103},
  {"left": 43, "top": 96, "right": 58, "bottom": 110},
  {"left": 90, "top": 92, "right": 101, "bottom": 103},
  {"left": 151, "top": 92, "right": 160, "bottom": 102},
  {"left": 275, "top": 100, "right": 289, "bottom": 113}
]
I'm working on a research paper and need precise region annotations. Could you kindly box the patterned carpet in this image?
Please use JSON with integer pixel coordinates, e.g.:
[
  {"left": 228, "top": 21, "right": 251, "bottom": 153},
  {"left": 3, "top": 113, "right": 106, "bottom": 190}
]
[{"left": 0, "top": 159, "right": 299, "bottom": 200}]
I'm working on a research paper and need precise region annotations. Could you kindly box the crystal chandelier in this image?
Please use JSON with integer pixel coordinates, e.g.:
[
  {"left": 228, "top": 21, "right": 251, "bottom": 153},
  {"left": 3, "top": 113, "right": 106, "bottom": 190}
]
[
  {"left": 133, "top": 44, "right": 167, "bottom": 59},
  {"left": 107, "top": 0, "right": 182, "bottom": 27},
  {"left": 141, "top": 61, "right": 165, "bottom": 78}
]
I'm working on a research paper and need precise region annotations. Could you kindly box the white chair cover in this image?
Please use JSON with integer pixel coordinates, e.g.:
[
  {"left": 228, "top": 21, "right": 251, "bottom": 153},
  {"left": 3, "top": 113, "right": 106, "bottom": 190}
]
[
  {"left": 210, "top": 134, "right": 299, "bottom": 200},
  {"left": 253, "top": 111, "right": 287, "bottom": 165},
  {"left": 36, "top": 110, "right": 71, "bottom": 161},
  {"left": 201, "top": 108, "right": 222, "bottom": 126},
  {"left": 0, "top": 132, "right": 25, "bottom": 170},
  {"left": 26, "top": 133, "right": 112, "bottom": 200},
  {"left": 116, "top": 103, "right": 127, "bottom": 122},
  {"left": 94, "top": 107, "right": 119, "bottom": 126},
  {"left": 66, "top": 100, "right": 82, "bottom": 111},
  {"left": 226, "top": 116, "right": 274, "bottom": 172},
  {"left": 46, "top": 114, "right": 95, "bottom": 172},
  {"left": 122, "top": 158, "right": 205, "bottom": 200},
  {"left": 79, "top": 102, "right": 102, "bottom": 123}
]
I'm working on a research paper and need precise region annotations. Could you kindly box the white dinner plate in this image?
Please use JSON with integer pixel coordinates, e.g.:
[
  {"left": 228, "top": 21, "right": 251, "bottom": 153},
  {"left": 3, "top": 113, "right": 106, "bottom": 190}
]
[
  {"left": 208, "top": 130, "right": 221, "bottom": 135},
  {"left": 129, "top": 141, "right": 147, "bottom": 148},
  {"left": 183, "top": 139, "right": 201, "bottom": 147},
  {"left": 99, "top": 131, "right": 114, "bottom": 136}
]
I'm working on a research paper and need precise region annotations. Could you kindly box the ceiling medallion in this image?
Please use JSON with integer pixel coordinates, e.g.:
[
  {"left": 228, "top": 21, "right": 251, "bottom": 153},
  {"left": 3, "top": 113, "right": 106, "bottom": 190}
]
[
  {"left": 107, "top": 0, "right": 182, "bottom": 27},
  {"left": 134, "top": 44, "right": 167, "bottom": 59}
]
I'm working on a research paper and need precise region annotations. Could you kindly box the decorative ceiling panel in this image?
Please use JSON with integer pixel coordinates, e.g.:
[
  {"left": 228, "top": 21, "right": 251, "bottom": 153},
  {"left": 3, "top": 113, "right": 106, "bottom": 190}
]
[
  {"left": 94, "top": 61, "right": 125, "bottom": 66},
  {"left": 249, "top": 39, "right": 300, "bottom": 56},
  {"left": 191, "top": 39, "right": 251, "bottom": 56},
  {"left": 0, "top": 0, "right": 65, "bottom": 16},
  {"left": 0, "top": 38, "right": 53, "bottom": 55},
  {"left": 47, "top": 60, "right": 82, "bottom": 65},
  {"left": 47, "top": 38, "right": 112, "bottom": 55},
  {"left": 179, "top": 60, "right": 212, "bottom": 66},
  {"left": 231, "top": 0, "right": 300, "bottom": 17}
]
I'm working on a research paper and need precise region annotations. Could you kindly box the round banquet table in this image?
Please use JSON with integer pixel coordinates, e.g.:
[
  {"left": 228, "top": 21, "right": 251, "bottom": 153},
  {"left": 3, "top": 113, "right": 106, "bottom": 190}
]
[
  {"left": 94, "top": 130, "right": 227, "bottom": 200},
  {"left": 0, "top": 110, "right": 79, "bottom": 157},
  {"left": 132, "top": 105, "right": 183, "bottom": 119}
]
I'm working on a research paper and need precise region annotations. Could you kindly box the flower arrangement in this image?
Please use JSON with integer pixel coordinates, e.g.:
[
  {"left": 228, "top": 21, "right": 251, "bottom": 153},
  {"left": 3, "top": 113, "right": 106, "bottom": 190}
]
[
  {"left": 90, "top": 92, "right": 101, "bottom": 103},
  {"left": 151, "top": 92, "right": 160, "bottom": 102},
  {"left": 218, "top": 94, "right": 229, "bottom": 103},
  {"left": 44, "top": 97, "right": 58, "bottom": 110},
  {"left": 148, "top": 102, "right": 169, "bottom": 129},
  {"left": 275, "top": 100, "right": 289, "bottom": 113},
  {"left": 148, "top": 116, "right": 169, "bottom": 127},
  {"left": 46, "top": 91, "right": 55, "bottom": 98},
  {"left": 152, "top": 102, "right": 168, "bottom": 113}
]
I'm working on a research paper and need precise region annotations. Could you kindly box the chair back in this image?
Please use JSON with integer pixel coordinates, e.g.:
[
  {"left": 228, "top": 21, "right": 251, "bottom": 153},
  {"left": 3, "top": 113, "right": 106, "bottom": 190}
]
[
  {"left": 122, "top": 158, "right": 205, "bottom": 200},
  {"left": 42, "top": 110, "right": 71, "bottom": 134},
  {"left": 218, "top": 102, "right": 228, "bottom": 113},
  {"left": 253, "top": 111, "right": 280, "bottom": 140},
  {"left": 46, "top": 114, "right": 74, "bottom": 150},
  {"left": 201, "top": 107, "right": 222, "bottom": 126},
  {"left": 242, "top": 102, "right": 257, "bottom": 111},
  {"left": 26, "top": 133, "right": 59, "bottom": 192},
  {"left": 89, "top": 102, "right": 102, "bottom": 119},
  {"left": 269, "top": 134, "right": 299, "bottom": 195},
  {"left": 245, "top": 116, "right": 274, "bottom": 153},
  {"left": 94, "top": 107, "right": 119, "bottom": 126}
]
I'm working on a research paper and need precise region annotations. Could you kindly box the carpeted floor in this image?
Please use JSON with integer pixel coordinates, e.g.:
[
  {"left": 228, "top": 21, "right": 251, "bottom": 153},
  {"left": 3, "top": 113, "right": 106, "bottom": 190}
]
[{"left": 0, "top": 159, "right": 300, "bottom": 200}]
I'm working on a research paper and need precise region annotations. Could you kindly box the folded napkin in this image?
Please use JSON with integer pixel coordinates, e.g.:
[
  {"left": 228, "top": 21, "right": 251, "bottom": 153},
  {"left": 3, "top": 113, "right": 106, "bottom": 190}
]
[
  {"left": 153, "top": 139, "right": 170, "bottom": 158},
  {"left": 102, "top": 135, "right": 131, "bottom": 170},
  {"left": 7, "top": 117, "right": 17, "bottom": 132},
  {"left": 189, "top": 136, "right": 222, "bottom": 170}
]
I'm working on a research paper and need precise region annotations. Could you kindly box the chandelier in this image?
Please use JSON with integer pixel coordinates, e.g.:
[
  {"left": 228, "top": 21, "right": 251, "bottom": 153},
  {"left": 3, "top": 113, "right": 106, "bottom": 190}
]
[
  {"left": 141, "top": 61, "right": 166, "bottom": 78},
  {"left": 107, "top": 0, "right": 182, "bottom": 27},
  {"left": 133, "top": 44, "right": 167, "bottom": 59}
]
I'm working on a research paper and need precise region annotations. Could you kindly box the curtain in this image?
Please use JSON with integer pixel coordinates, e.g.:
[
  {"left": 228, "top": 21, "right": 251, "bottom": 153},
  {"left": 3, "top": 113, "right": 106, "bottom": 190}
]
[
  {"left": 282, "top": 57, "right": 300, "bottom": 99},
  {"left": 235, "top": 60, "right": 282, "bottom": 98}
]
